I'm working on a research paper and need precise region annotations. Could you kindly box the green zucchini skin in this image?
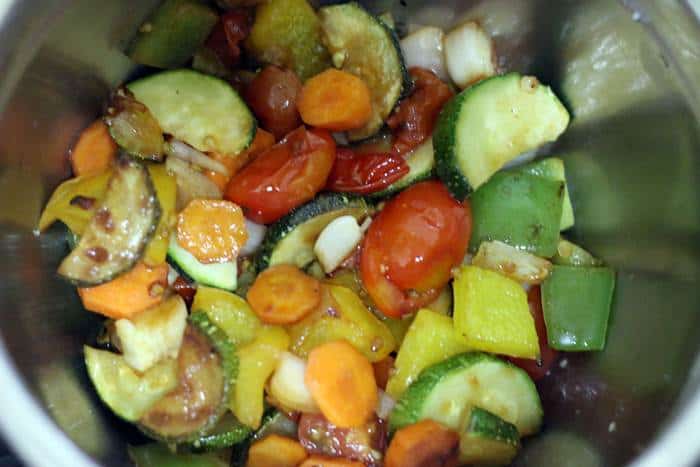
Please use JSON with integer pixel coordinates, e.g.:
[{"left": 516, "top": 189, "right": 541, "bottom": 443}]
[
  {"left": 58, "top": 158, "right": 161, "bottom": 286},
  {"left": 128, "top": 0, "right": 219, "bottom": 69},
  {"left": 459, "top": 407, "right": 520, "bottom": 466},
  {"left": 255, "top": 193, "right": 369, "bottom": 273},
  {"left": 181, "top": 412, "right": 251, "bottom": 452},
  {"left": 138, "top": 312, "right": 237, "bottom": 444},
  {"left": 389, "top": 352, "right": 542, "bottom": 437},
  {"left": 433, "top": 73, "right": 570, "bottom": 200},
  {"left": 368, "top": 138, "right": 435, "bottom": 200},
  {"left": 167, "top": 235, "right": 238, "bottom": 291}
]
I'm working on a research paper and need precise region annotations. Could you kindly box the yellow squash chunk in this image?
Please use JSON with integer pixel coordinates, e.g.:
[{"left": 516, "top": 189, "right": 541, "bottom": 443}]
[
  {"left": 288, "top": 285, "right": 396, "bottom": 362},
  {"left": 231, "top": 326, "right": 290, "bottom": 429},
  {"left": 386, "top": 309, "right": 471, "bottom": 399},
  {"left": 143, "top": 164, "right": 176, "bottom": 266},
  {"left": 453, "top": 265, "right": 538, "bottom": 359},
  {"left": 192, "top": 286, "right": 262, "bottom": 347}
]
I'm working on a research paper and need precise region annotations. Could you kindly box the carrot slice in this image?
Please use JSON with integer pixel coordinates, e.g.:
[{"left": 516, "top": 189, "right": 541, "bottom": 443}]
[
  {"left": 70, "top": 120, "right": 117, "bottom": 176},
  {"left": 176, "top": 199, "right": 248, "bottom": 264},
  {"left": 299, "top": 456, "right": 365, "bottom": 467},
  {"left": 384, "top": 420, "right": 460, "bottom": 467},
  {"left": 373, "top": 355, "right": 395, "bottom": 391},
  {"left": 305, "top": 340, "right": 377, "bottom": 428},
  {"left": 205, "top": 129, "right": 275, "bottom": 191},
  {"left": 246, "top": 434, "right": 308, "bottom": 467},
  {"left": 78, "top": 262, "right": 169, "bottom": 319},
  {"left": 247, "top": 264, "right": 321, "bottom": 325},
  {"left": 298, "top": 69, "right": 372, "bottom": 131}
]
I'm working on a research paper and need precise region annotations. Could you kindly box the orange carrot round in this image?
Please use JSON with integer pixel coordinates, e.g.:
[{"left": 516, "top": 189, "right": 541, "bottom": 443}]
[
  {"left": 305, "top": 340, "right": 377, "bottom": 428},
  {"left": 176, "top": 199, "right": 248, "bottom": 264},
  {"left": 298, "top": 69, "right": 372, "bottom": 131},
  {"left": 247, "top": 264, "right": 321, "bottom": 325},
  {"left": 78, "top": 262, "right": 168, "bottom": 319},
  {"left": 298, "top": 456, "right": 365, "bottom": 467},
  {"left": 246, "top": 434, "right": 308, "bottom": 467},
  {"left": 70, "top": 119, "right": 117, "bottom": 176},
  {"left": 384, "top": 420, "right": 460, "bottom": 467}
]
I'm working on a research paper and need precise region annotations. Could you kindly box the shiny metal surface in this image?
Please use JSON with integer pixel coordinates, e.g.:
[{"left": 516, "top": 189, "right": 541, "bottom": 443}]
[{"left": 0, "top": 1, "right": 698, "bottom": 466}]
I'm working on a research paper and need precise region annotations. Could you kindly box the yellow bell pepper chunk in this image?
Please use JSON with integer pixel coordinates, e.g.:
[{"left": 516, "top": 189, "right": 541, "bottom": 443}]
[
  {"left": 37, "top": 170, "right": 111, "bottom": 234},
  {"left": 143, "top": 164, "right": 176, "bottom": 266},
  {"left": 232, "top": 326, "right": 290, "bottom": 429},
  {"left": 386, "top": 309, "right": 471, "bottom": 399},
  {"left": 453, "top": 265, "right": 538, "bottom": 359},
  {"left": 192, "top": 286, "right": 262, "bottom": 347}
]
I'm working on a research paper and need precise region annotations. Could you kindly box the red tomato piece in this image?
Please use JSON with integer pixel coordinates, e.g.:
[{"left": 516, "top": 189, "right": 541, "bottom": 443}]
[
  {"left": 509, "top": 286, "right": 559, "bottom": 380},
  {"left": 205, "top": 10, "right": 251, "bottom": 69},
  {"left": 387, "top": 68, "right": 454, "bottom": 156},
  {"left": 298, "top": 413, "right": 387, "bottom": 467},
  {"left": 224, "top": 126, "right": 336, "bottom": 224},
  {"left": 360, "top": 181, "right": 471, "bottom": 317},
  {"left": 245, "top": 66, "right": 303, "bottom": 140},
  {"left": 326, "top": 148, "right": 409, "bottom": 195}
]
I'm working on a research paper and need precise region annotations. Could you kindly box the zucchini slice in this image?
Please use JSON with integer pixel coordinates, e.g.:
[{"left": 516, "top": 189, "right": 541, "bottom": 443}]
[
  {"left": 128, "top": 69, "right": 256, "bottom": 156},
  {"left": 84, "top": 346, "right": 178, "bottom": 422},
  {"left": 369, "top": 137, "right": 435, "bottom": 199},
  {"left": 168, "top": 235, "right": 238, "bottom": 291},
  {"left": 255, "top": 193, "right": 369, "bottom": 272},
  {"left": 459, "top": 407, "right": 520, "bottom": 466},
  {"left": 389, "top": 352, "right": 542, "bottom": 437},
  {"left": 184, "top": 412, "right": 251, "bottom": 452},
  {"left": 139, "top": 312, "right": 237, "bottom": 443},
  {"left": 434, "top": 73, "right": 570, "bottom": 198},
  {"left": 319, "top": 2, "right": 409, "bottom": 141},
  {"left": 58, "top": 159, "right": 160, "bottom": 286}
]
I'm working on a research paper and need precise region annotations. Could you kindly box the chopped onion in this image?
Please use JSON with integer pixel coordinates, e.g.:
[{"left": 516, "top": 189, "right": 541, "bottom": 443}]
[
  {"left": 240, "top": 218, "right": 266, "bottom": 257},
  {"left": 472, "top": 240, "right": 552, "bottom": 284},
  {"left": 166, "top": 139, "right": 229, "bottom": 176},
  {"left": 314, "top": 215, "right": 363, "bottom": 274},
  {"left": 376, "top": 389, "right": 395, "bottom": 420},
  {"left": 444, "top": 21, "right": 496, "bottom": 89},
  {"left": 400, "top": 26, "right": 449, "bottom": 82},
  {"left": 165, "top": 156, "right": 222, "bottom": 211},
  {"left": 268, "top": 352, "right": 319, "bottom": 414}
]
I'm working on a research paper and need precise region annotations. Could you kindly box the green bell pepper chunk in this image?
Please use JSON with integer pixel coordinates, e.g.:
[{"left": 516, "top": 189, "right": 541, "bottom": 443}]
[
  {"left": 129, "top": 0, "right": 218, "bottom": 69},
  {"left": 541, "top": 265, "right": 616, "bottom": 351},
  {"left": 469, "top": 171, "right": 564, "bottom": 257}
]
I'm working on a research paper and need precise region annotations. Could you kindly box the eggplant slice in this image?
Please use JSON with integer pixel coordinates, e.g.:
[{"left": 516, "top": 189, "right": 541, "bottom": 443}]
[{"left": 58, "top": 158, "right": 161, "bottom": 286}]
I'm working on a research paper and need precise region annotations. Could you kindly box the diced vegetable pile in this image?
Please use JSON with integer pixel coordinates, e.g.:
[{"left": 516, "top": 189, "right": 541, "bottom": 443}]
[{"left": 37, "top": 1, "right": 616, "bottom": 465}]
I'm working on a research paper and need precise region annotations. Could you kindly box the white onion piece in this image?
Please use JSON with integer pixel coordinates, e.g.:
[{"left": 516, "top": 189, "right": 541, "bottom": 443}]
[
  {"left": 240, "top": 218, "right": 267, "bottom": 257},
  {"left": 165, "top": 156, "right": 222, "bottom": 211},
  {"left": 375, "top": 389, "right": 395, "bottom": 420},
  {"left": 166, "top": 139, "right": 229, "bottom": 176},
  {"left": 167, "top": 265, "right": 179, "bottom": 286},
  {"left": 400, "top": 26, "right": 449, "bottom": 82},
  {"left": 444, "top": 21, "right": 496, "bottom": 89},
  {"left": 268, "top": 352, "right": 320, "bottom": 414},
  {"left": 472, "top": 240, "right": 552, "bottom": 285},
  {"left": 314, "top": 215, "right": 362, "bottom": 273}
]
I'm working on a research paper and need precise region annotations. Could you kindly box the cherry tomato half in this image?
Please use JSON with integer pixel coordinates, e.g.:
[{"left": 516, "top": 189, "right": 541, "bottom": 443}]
[
  {"left": 387, "top": 68, "right": 454, "bottom": 156},
  {"left": 245, "top": 66, "right": 303, "bottom": 140},
  {"left": 326, "top": 148, "right": 409, "bottom": 195},
  {"left": 225, "top": 126, "right": 336, "bottom": 224},
  {"left": 509, "top": 286, "right": 559, "bottom": 380},
  {"left": 360, "top": 181, "right": 471, "bottom": 317},
  {"left": 205, "top": 10, "right": 251, "bottom": 69}
]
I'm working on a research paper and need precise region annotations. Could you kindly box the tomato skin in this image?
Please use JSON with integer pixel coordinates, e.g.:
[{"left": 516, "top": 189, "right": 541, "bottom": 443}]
[
  {"left": 360, "top": 181, "right": 471, "bottom": 317},
  {"left": 205, "top": 10, "right": 251, "bottom": 68},
  {"left": 224, "top": 127, "right": 336, "bottom": 223},
  {"left": 326, "top": 148, "right": 409, "bottom": 195},
  {"left": 509, "top": 286, "right": 559, "bottom": 380},
  {"left": 245, "top": 66, "right": 303, "bottom": 140},
  {"left": 387, "top": 68, "right": 454, "bottom": 156}
]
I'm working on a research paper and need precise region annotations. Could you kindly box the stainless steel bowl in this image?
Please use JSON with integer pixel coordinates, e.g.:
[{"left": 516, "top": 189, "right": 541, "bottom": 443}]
[{"left": 0, "top": 0, "right": 698, "bottom": 466}]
